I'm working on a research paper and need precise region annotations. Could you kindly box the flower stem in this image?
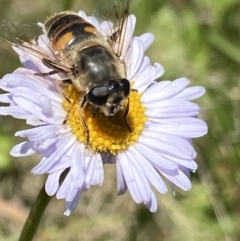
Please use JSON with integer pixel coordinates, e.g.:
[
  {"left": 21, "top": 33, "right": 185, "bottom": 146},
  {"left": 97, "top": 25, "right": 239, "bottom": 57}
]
[{"left": 19, "top": 184, "right": 52, "bottom": 241}]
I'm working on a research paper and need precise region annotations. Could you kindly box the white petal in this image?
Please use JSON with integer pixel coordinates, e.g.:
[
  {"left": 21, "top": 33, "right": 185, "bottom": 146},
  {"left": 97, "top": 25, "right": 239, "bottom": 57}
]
[
  {"left": 142, "top": 78, "right": 190, "bottom": 102},
  {"left": 84, "top": 152, "right": 95, "bottom": 187},
  {"left": 126, "top": 37, "right": 144, "bottom": 79},
  {"left": 45, "top": 170, "right": 63, "bottom": 195},
  {"left": 146, "top": 191, "right": 158, "bottom": 212},
  {"left": 118, "top": 151, "right": 153, "bottom": 204},
  {"left": 140, "top": 136, "right": 195, "bottom": 159},
  {"left": 39, "top": 95, "right": 53, "bottom": 114},
  {"left": 70, "top": 144, "right": 85, "bottom": 188},
  {"left": 145, "top": 118, "right": 208, "bottom": 138},
  {"left": 12, "top": 93, "right": 64, "bottom": 125},
  {"left": 141, "top": 131, "right": 196, "bottom": 158},
  {"left": 130, "top": 146, "right": 168, "bottom": 194},
  {"left": 125, "top": 151, "right": 151, "bottom": 204},
  {"left": 64, "top": 191, "right": 82, "bottom": 216},
  {"left": 120, "top": 14, "right": 136, "bottom": 59},
  {"left": 133, "top": 63, "right": 164, "bottom": 93},
  {"left": 31, "top": 135, "right": 76, "bottom": 174},
  {"left": 139, "top": 33, "right": 154, "bottom": 51},
  {"left": 66, "top": 182, "right": 80, "bottom": 202},
  {"left": 0, "top": 93, "right": 12, "bottom": 103},
  {"left": 15, "top": 125, "right": 57, "bottom": 141},
  {"left": 0, "top": 106, "right": 30, "bottom": 119},
  {"left": 161, "top": 169, "right": 192, "bottom": 191},
  {"left": 174, "top": 86, "right": 205, "bottom": 100},
  {"left": 145, "top": 99, "right": 200, "bottom": 118},
  {"left": 10, "top": 141, "right": 35, "bottom": 157},
  {"left": 117, "top": 153, "right": 141, "bottom": 203},
  {"left": 135, "top": 141, "right": 180, "bottom": 169},
  {"left": 92, "top": 153, "right": 104, "bottom": 186},
  {"left": 56, "top": 173, "right": 70, "bottom": 199},
  {"left": 116, "top": 160, "right": 128, "bottom": 195}
]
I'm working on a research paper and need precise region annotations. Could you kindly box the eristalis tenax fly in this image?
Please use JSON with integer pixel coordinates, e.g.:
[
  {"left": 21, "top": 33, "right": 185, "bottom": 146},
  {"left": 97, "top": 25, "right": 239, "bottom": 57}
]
[{"left": 0, "top": 0, "right": 132, "bottom": 143}]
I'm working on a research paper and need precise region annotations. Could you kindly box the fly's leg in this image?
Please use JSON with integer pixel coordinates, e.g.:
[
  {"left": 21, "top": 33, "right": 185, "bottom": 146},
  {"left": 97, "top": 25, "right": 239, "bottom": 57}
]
[
  {"left": 124, "top": 97, "right": 132, "bottom": 132},
  {"left": 80, "top": 95, "right": 90, "bottom": 146},
  {"left": 35, "top": 70, "right": 59, "bottom": 77},
  {"left": 55, "top": 78, "right": 73, "bottom": 101}
]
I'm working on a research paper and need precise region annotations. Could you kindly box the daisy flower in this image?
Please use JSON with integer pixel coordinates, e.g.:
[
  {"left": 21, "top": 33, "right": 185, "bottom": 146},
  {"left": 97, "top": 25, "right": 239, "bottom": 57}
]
[{"left": 0, "top": 11, "right": 207, "bottom": 215}]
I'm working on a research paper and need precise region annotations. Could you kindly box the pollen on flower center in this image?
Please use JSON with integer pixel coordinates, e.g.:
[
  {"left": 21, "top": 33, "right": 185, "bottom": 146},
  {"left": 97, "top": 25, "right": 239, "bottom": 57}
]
[{"left": 62, "top": 84, "right": 147, "bottom": 154}]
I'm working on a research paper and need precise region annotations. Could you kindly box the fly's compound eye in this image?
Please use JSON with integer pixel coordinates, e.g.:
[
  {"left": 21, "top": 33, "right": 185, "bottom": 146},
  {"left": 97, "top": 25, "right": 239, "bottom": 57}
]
[
  {"left": 86, "top": 85, "right": 109, "bottom": 106},
  {"left": 108, "top": 79, "right": 130, "bottom": 97},
  {"left": 119, "top": 78, "right": 130, "bottom": 97},
  {"left": 108, "top": 80, "right": 120, "bottom": 91}
]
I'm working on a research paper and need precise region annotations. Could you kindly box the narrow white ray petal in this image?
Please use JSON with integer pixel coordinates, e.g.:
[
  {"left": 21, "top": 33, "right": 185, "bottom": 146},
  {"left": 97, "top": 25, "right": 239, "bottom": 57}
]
[
  {"left": 133, "top": 63, "right": 164, "bottom": 93},
  {"left": 64, "top": 190, "right": 82, "bottom": 216},
  {"left": 139, "top": 33, "right": 154, "bottom": 51},
  {"left": 136, "top": 56, "right": 150, "bottom": 74},
  {"left": 138, "top": 138, "right": 194, "bottom": 163},
  {"left": 135, "top": 142, "right": 178, "bottom": 170},
  {"left": 0, "top": 93, "right": 12, "bottom": 103},
  {"left": 12, "top": 95, "right": 64, "bottom": 125},
  {"left": 45, "top": 170, "right": 63, "bottom": 196},
  {"left": 0, "top": 106, "right": 30, "bottom": 119},
  {"left": 124, "top": 151, "right": 151, "bottom": 204},
  {"left": 84, "top": 155, "right": 95, "bottom": 187},
  {"left": 145, "top": 100, "right": 200, "bottom": 118},
  {"left": 15, "top": 125, "right": 58, "bottom": 141},
  {"left": 66, "top": 183, "right": 80, "bottom": 202},
  {"left": 121, "top": 14, "right": 136, "bottom": 59},
  {"left": 146, "top": 191, "right": 158, "bottom": 213},
  {"left": 126, "top": 37, "right": 144, "bottom": 79},
  {"left": 117, "top": 153, "right": 141, "bottom": 203},
  {"left": 116, "top": 160, "right": 128, "bottom": 195},
  {"left": 141, "top": 131, "right": 196, "bottom": 156},
  {"left": 70, "top": 144, "right": 85, "bottom": 188},
  {"left": 161, "top": 169, "right": 192, "bottom": 191},
  {"left": 3, "top": 73, "right": 61, "bottom": 102},
  {"left": 130, "top": 146, "right": 168, "bottom": 194},
  {"left": 10, "top": 141, "right": 36, "bottom": 157},
  {"left": 56, "top": 173, "right": 71, "bottom": 199},
  {"left": 145, "top": 118, "right": 208, "bottom": 138},
  {"left": 91, "top": 153, "right": 104, "bottom": 186},
  {"left": 142, "top": 78, "right": 190, "bottom": 102},
  {"left": 46, "top": 156, "right": 70, "bottom": 174},
  {"left": 34, "top": 138, "right": 57, "bottom": 154},
  {"left": 174, "top": 86, "right": 205, "bottom": 100},
  {"left": 161, "top": 153, "right": 197, "bottom": 170},
  {"left": 31, "top": 135, "right": 76, "bottom": 174}
]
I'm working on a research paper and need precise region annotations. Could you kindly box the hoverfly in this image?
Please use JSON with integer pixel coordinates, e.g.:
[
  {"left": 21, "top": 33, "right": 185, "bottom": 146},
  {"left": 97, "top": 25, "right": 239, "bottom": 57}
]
[{"left": 0, "top": 0, "right": 132, "bottom": 142}]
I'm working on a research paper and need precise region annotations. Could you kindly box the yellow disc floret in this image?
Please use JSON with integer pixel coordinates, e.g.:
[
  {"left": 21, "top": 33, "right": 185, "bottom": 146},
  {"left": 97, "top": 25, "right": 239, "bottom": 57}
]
[{"left": 62, "top": 84, "right": 147, "bottom": 154}]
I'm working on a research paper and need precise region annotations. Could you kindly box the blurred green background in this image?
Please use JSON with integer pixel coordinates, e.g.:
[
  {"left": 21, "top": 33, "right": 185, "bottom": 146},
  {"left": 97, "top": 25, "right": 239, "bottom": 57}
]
[{"left": 0, "top": 0, "right": 240, "bottom": 240}]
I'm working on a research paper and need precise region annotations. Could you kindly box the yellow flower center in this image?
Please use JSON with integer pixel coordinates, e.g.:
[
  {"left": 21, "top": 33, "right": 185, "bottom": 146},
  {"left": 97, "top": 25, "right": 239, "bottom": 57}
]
[{"left": 62, "top": 84, "right": 147, "bottom": 154}]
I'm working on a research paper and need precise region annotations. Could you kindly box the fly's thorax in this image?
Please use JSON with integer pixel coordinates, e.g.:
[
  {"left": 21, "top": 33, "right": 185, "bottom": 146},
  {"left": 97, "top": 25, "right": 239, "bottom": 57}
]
[{"left": 66, "top": 38, "right": 126, "bottom": 92}]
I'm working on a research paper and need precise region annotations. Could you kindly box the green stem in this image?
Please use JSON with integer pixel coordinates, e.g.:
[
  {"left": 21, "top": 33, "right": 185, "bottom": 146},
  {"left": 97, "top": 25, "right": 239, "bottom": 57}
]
[{"left": 19, "top": 184, "right": 52, "bottom": 241}]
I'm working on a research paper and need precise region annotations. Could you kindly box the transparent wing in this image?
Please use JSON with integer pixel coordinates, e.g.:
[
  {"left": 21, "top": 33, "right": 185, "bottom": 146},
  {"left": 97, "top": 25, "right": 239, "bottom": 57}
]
[
  {"left": 93, "top": 0, "right": 130, "bottom": 57},
  {"left": 0, "top": 20, "right": 41, "bottom": 46},
  {"left": 93, "top": 0, "right": 130, "bottom": 27},
  {"left": 0, "top": 20, "right": 72, "bottom": 74}
]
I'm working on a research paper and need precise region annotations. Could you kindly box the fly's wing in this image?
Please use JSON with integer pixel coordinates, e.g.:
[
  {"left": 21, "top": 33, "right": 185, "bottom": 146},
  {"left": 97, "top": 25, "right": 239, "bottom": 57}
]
[
  {"left": 93, "top": 0, "right": 130, "bottom": 58},
  {"left": 0, "top": 20, "right": 73, "bottom": 74},
  {"left": 0, "top": 20, "right": 39, "bottom": 45}
]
